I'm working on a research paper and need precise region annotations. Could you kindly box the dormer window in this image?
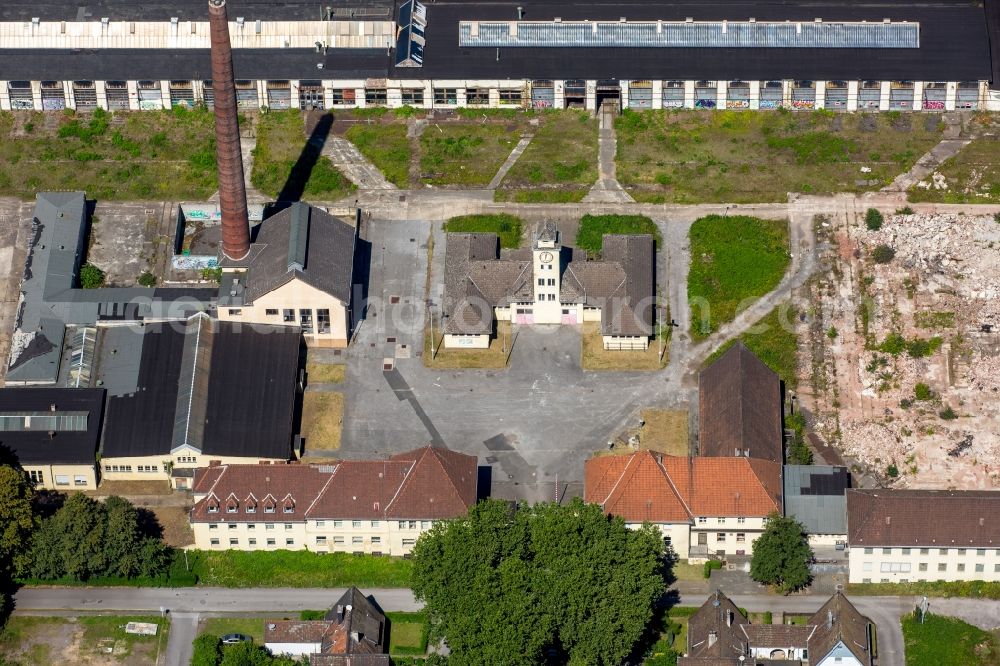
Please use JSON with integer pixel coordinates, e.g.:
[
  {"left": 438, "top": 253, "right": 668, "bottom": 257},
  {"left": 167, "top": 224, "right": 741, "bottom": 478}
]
[
  {"left": 207, "top": 502, "right": 219, "bottom": 513},
  {"left": 226, "top": 503, "right": 238, "bottom": 513},
  {"left": 264, "top": 504, "right": 275, "bottom": 514},
  {"left": 283, "top": 495, "right": 295, "bottom": 513},
  {"left": 246, "top": 503, "right": 257, "bottom": 514},
  {"left": 283, "top": 504, "right": 294, "bottom": 514}
]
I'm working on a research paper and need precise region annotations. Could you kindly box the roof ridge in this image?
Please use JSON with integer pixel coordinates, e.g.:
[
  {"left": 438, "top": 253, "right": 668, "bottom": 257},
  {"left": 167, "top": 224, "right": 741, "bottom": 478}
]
[
  {"left": 658, "top": 455, "right": 694, "bottom": 520},
  {"left": 205, "top": 464, "right": 229, "bottom": 498},
  {"left": 305, "top": 464, "right": 340, "bottom": 517},
  {"left": 383, "top": 450, "right": 420, "bottom": 515},
  {"left": 600, "top": 451, "right": 640, "bottom": 511},
  {"left": 747, "top": 458, "right": 782, "bottom": 512}
]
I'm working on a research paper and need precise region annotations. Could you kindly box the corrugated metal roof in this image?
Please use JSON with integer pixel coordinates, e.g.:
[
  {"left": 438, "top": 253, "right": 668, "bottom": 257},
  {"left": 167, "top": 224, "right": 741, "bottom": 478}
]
[
  {"left": 460, "top": 20, "right": 919, "bottom": 49},
  {"left": 783, "top": 464, "right": 849, "bottom": 535}
]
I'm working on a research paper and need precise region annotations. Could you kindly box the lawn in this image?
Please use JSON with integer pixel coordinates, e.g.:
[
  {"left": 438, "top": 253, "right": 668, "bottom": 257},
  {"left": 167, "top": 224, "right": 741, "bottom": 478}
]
[
  {"left": 344, "top": 121, "right": 411, "bottom": 188},
  {"left": 581, "top": 322, "right": 666, "bottom": 371},
  {"left": 387, "top": 612, "right": 429, "bottom": 656},
  {"left": 640, "top": 409, "right": 690, "bottom": 456},
  {"left": 188, "top": 550, "right": 413, "bottom": 587},
  {"left": 703, "top": 302, "right": 799, "bottom": 390},
  {"left": 497, "top": 110, "right": 598, "bottom": 202},
  {"left": 424, "top": 321, "right": 512, "bottom": 370},
  {"left": 305, "top": 362, "right": 346, "bottom": 384},
  {"left": 908, "top": 131, "right": 1000, "bottom": 204},
  {"left": 688, "top": 215, "right": 790, "bottom": 340},
  {"left": 420, "top": 122, "right": 524, "bottom": 186},
  {"left": 616, "top": 109, "right": 944, "bottom": 203},
  {"left": 575, "top": 215, "right": 661, "bottom": 257},
  {"left": 199, "top": 617, "right": 266, "bottom": 643},
  {"left": 443, "top": 214, "right": 524, "bottom": 248},
  {"left": 301, "top": 391, "right": 344, "bottom": 451},
  {"left": 251, "top": 109, "right": 355, "bottom": 200},
  {"left": 0, "top": 614, "right": 168, "bottom": 665},
  {"left": 0, "top": 107, "right": 218, "bottom": 200},
  {"left": 643, "top": 611, "right": 690, "bottom": 666},
  {"left": 902, "top": 611, "right": 1000, "bottom": 666}
]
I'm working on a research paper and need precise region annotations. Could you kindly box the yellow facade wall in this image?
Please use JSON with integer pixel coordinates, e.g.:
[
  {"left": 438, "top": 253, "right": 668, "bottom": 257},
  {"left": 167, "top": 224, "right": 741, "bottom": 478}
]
[{"left": 22, "top": 463, "right": 97, "bottom": 490}]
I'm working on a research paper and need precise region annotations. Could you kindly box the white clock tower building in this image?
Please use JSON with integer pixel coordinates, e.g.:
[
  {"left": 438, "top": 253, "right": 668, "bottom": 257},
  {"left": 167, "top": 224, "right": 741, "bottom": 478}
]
[{"left": 531, "top": 222, "right": 563, "bottom": 324}]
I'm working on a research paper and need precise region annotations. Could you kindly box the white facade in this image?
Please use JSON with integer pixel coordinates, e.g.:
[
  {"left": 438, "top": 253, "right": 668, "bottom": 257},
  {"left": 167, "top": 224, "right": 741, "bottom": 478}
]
[
  {"left": 816, "top": 643, "right": 866, "bottom": 666},
  {"left": 848, "top": 545, "right": 1000, "bottom": 584},
  {"left": 265, "top": 641, "right": 321, "bottom": 657},
  {"left": 629, "top": 516, "right": 769, "bottom": 561}
]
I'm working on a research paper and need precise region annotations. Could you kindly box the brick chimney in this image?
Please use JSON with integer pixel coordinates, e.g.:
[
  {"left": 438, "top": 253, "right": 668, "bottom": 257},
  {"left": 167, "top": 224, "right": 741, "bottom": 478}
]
[{"left": 208, "top": 0, "right": 251, "bottom": 261}]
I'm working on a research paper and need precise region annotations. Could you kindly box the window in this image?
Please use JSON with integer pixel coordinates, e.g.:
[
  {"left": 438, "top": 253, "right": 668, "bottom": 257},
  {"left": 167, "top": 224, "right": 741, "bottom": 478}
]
[
  {"left": 498, "top": 89, "right": 522, "bottom": 105},
  {"left": 246, "top": 505, "right": 256, "bottom": 514},
  {"left": 286, "top": 538, "right": 294, "bottom": 546},
  {"left": 54, "top": 475, "right": 70, "bottom": 486},
  {"left": 957, "top": 563, "right": 966, "bottom": 572},
  {"left": 698, "top": 517, "right": 707, "bottom": 524},
  {"left": 365, "top": 88, "right": 387, "bottom": 106},
  {"left": 880, "top": 562, "right": 911, "bottom": 573},
  {"left": 978, "top": 549, "right": 986, "bottom": 556},
  {"left": 409, "top": 520, "right": 417, "bottom": 529},
  {"left": 248, "top": 538, "right": 256, "bottom": 546},
  {"left": 228, "top": 524, "right": 237, "bottom": 530},
  {"left": 264, "top": 505, "right": 275, "bottom": 514},
  {"left": 265, "top": 523, "right": 274, "bottom": 530},
  {"left": 209, "top": 524, "right": 218, "bottom": 530},
  {"left": 466, "top": 88, "right": 489, "bottom": 105},
  {"left": 316, "top": 536, "right": 327, "bottom": 545},
  {"left": 736, "top": 533, "right": 745, "bottom": 542},
  {"left": 882, "top": 548, "right": 892, "bottom": 555},
  {"left": 547, "top": 279, "right": 555, "bottom": 286},
  {"left": 547, "top": 294, "right": 556, "bottom": 301},
  {"left": 229, "top": 538, "right": 238, "bottom": 546},
  {"left": 421, "top": 521, "right": 430, "bottom": 529},
  {"left": 433, "top": 88, "right": 457, "bottom": 105},
  {"left": 864, "top": 548, "right": 873, "bottom": 555},
  {"left": 938, "top": 563, "right": 947, "bottom": 572},
  {"left": 177, "top": 456, "right": 197, "bottom": 464},
  {"left": 248, "top": 524, "right": 255, "bottom": 530},
  {"left": 995, "top": 564, "right": 1000, "bottom": 573},
  {"left": 863, "top": 578, "right": 871, "bottom": 584},
  {"left": 716, "top": 533, "right": 726, "bottom": 542},
  {"left": 317, "top": 309, "right": 330, "bottom": 334},
  {"left": 372, "top": 536, "right": 381, "bottom": 544},
  {"left": 27, "top": 470, "right": 44, "bottom": 484},
  {"left": 862, "top": 562, "right": 873, "bottom": 572},
  {"left": 208, "top": 504, "right": 219, "bottom": 513},
  {"left": 265, "top": 308, "right": 278, "bottom": 316},
  {"left": 371, "top": 521, "right": 380, "bottom": 528},
  {"left": 299, "top": 309, "right": 313, "bottom": 333},
  {"left": 331, "top": 88, "right": 356, "bottom": 105},
  {"left": 920, "top": 548, "right": 930, "bottom": 555},
  {"left": 402, "top": 538, "right": 416, "bottom": 547},
  {"left": 283, "top": 505, "right": 294, "bottom": 514},
  {"left": 315, "top": 521, "right": 325, "bottom": 528},
  {"left": 718, "top": 518, "right": 726, "bottom": 525},
  {"left": 902, "top": 548, "right": 911, "bottom": 555},
  {"left": 227, "top": 505, "right": 237, "bottom": 514},
  {"left": 537, "top": 278, "right": 544, "bottom": 286},
  {"left": 737, "top": 517, "right": 746, "bottom": 524},
  {"left": 283, "top": 309, "right": 295, "bottom": 323},
  {"left": 74, "top": 475, "right": 88, "bottom": 486},
  {"left": 976, "top": 564, "right": 984, "bottom": 573},
  {"left": 919, "top": 563, "right": 928, "bottom": 571},
  {"left": 334, "top": 536, "right": 345, "bottom": 544},
  {"left": 284, "top": 524, "right": 293, "bottom": 530},
  {"left": 352, "top": 520, "right": 363, "bottom": 528},
  {"left": 138, "top": 465, "right": 158, "bottom": 473},
  {"left": 267, "top": 538, "right": 276, "bottom": 546},
  {"left": 352, "top": 536, "right": 363, "bottom": 544},
  {"left": 227, "top": 308, "right": 242, "bottom": 316},
  {"left": 401, "top": 88, "right": 424, "bottom": 105},
  {"left": 940, "top": 548, "right": 949, "bottom": 555},
  {"left": 210, "top": 538, "right": 220, "bottom": 546},
  {"left": 958, "top": 548, "right": 967, "bottom": 556}
]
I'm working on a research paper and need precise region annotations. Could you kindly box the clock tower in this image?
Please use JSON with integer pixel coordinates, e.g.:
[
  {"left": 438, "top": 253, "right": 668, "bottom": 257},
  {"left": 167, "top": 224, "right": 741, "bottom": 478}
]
[{"left": 532, "top": 222, "right": 562, "bottom": 324}]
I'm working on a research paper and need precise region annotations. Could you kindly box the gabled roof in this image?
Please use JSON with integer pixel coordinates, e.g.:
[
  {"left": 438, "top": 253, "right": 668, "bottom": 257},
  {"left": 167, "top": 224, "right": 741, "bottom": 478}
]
[
  {"left": 443, "top": 232, "right": 532, "bottom": 335},
  {"left": 847, "top": 488, "right": 1000, "bottom": 547},
  {"left": 220, "top": 202, "right": 357, "bottom": 305},
  {"left": 698, "top": 342, "right": 783, "bottom": 463},
  {"left": 687, "top": 590, "right": 749, "bottom": 660},
  {"left": 584, "top": 451, "right": 782, "bottom": 522},
  {"left": 807, "top": 592, "right": 873, "bottom": 665},
  {"left": 386, "top": 446, "right": 479, "bottom": 519}
]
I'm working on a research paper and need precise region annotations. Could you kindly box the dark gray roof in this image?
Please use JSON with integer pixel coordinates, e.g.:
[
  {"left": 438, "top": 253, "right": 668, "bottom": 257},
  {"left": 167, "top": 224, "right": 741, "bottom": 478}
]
[
  {"left": 0, "top": 387, "right": 104, "bottom": 465},
  {"left": 220, "top": 202, "right": 357, "bottom": 306},
  {"left": 783, "top": 464, "right": 849, "bottom": 535},
  {"left": 325, "top": 587, "right": 386, "bottom": 655},
  {"left": 686, "top": 590, "right": 749, "bottom": 660},
  {"left": 698, "top": 343, "right": 783, "bottom": 463},
  {"left": 807, "top": 592, "right": 873, "bottom": 665},
  {"left": 0, "top": 0, "right": 394, "bottom": 22}
]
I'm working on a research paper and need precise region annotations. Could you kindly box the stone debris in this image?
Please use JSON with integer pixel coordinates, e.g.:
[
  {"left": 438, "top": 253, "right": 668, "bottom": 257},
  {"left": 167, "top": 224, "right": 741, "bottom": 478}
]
[{"left": 915, "top": 171, "right": 948, "bottom": 190}]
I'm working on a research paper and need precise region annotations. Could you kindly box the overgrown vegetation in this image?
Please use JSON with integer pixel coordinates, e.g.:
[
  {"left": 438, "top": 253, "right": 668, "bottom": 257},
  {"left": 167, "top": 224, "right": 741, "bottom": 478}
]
[
  {"left": 78, "top": 263, "right": 106, "bottom": 289},
  {"left": 189, "top": 550, "right": 413, "bottom": 587},
  {"left": 575, "top": 215, "right": 661, "bottom": 257},
  {"left": 876, "top": 333, "right": 943, "bottom": 358},
  {"left": 901, "top": 611, "right": 1000, "bottom": 666},
  {"left": 871, "top": 245, "right": 896, "bottom": 264},
  {"left": 865, "top": 208, "right": 884, "bottom": 230},
  {"left": 443, "top": 214, "right": 524, "bottom": 248},
  {"left": 688, "top": 215, "right": 790, "bottom": 340},
  {"left": 345, "top": 121, "right": 411, "bottom": 187},
  {"left": 703, "top": 303, "right": 800, "bottom": 390},
  {"left": 785, "top": 412, "right": 813, "bottom": 465},
  {"left": 420, "top": 122, "right": 524, "bottom": 186},
  {"left": 908, "top": 123, "right": 1000, "bottom": 204},
  {"left": 849, "top": 579, "right": 1000, "bottom": 599},
  {"left": 138, "top": 270, "right": 157, "bottom": 287},
  {"left": 702, "top": 560, "right": 723, "bottom": 579},
  {"left": 387, "top": 611, "right": 430, "bottom": 656}
]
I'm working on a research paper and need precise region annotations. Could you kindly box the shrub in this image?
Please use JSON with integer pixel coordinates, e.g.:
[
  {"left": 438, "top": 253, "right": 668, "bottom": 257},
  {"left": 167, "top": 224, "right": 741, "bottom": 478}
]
[
  {"left": 914, "top": 383, "right": 933, "bottom": 401},
  {"left": 137, "top": 271, "right": 157, "bottom": 287},
  {"left": 703, "top": 560, "right": 723, "bottom": 578},
  {"left": 906, "top": 336, "right": 943, "bottom": 358},
  {"left": 900, "top": 398, "right": 913, "bottom": 409},
  {"left": 939, "top": 406, "right": 958, "bottom": 420},
  {"left": 201, "top": 267, "right": 222, "bottom": 283},
  {"left": 865, "top": 208, "right": 884, "bottom": 231},
  {"left": 300, "top": 610, "right": 326, "bottom": 620},
  {"left": 78, "top": 263, "right": 106, "bottom": 289},
  {"left": 886, "top": 463, "right": 899, "bottom": 478},
  {"left": 763, "top": 611, "right": 773, "bottom": 625},
  {"left": 895, "top": 206, "right": 915, "bottom": 215},
  {"left": 994, "top": 213, "right": 1000, "bottom": 224},
  {"left": 191, "top": 634, "right": 221, "bottom": 666},
  {"left": 826, "top": 326, "right": 838, "bottom": 340},
  {"left": 871, "top": 245, "right": 895, "bottom": 264}
]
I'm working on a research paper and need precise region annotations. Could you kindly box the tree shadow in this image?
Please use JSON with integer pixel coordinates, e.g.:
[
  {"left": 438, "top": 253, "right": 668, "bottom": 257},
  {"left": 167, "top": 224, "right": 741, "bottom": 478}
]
[
  {"left": 623, "top": 547, "right": 683, "bottom": 665},
  {"left": 275, "top": 111, "right": 333, "bottom": 204}
]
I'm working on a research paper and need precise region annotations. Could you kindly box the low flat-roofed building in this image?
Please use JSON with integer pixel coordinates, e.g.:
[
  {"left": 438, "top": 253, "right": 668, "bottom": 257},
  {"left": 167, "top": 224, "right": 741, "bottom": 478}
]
[
  {"left": 783, "top": 465, "right": 850, "bottom": 549},
  {"left": 189, "top": 446, "right": 478, "bottom": 556},
  {"left": 847, "top": 488, "right": 1000, "bottom": 584},
  {"left": 100, "top": 313, "right": 301, "bottom": 485},
  {"left": 0, "top": 387, "right": 104, "bottom": 489}
]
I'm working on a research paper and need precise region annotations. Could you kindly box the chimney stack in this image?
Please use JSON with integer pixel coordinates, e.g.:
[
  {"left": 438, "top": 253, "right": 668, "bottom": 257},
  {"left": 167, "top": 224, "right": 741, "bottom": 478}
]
[{"left": 208, "top": 0, "right": 251, "bottom": 261}]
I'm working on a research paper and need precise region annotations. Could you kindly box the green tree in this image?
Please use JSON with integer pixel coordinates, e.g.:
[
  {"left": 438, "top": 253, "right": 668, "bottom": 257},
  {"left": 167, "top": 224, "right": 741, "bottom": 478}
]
[
  {"left": 871, "top": 245, "right": 895, "bottom": 264},
  {"left": 412, "top": 498, "right": 666, "bottom": 666},
  {"left": 219, "top": 641, "right": 299, "bottom": 666},
  {"left": 749, "top": 513, "right": 813, "bottom": 594},
  {"left": 78, "top": 263, "right": 106, "bottom": 289},
  {"left": 29, "top": 494, "right": 107, "bottom": 581},
  {"left": 103, "top": 496, "right": 151, "bottom": 578},
  {"left": 191, "top": 634, "right": 222, "bottom": 666},
  {"left": 865, "top": 208, "right": 883, "bottom": 231},
  {"left": 0, "top": 465, "right": 36, "bottom": 578}
]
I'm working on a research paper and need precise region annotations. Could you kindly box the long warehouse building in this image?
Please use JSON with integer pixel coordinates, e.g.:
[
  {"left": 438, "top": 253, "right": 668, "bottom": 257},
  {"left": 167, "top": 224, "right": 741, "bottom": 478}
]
[{"left": 0, "top": 0, "right": 997, "bottom": 112}]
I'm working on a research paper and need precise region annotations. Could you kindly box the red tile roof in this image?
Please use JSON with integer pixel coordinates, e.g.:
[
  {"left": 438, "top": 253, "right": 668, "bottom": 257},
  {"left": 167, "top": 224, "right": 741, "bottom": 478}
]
[
  {"left": 190, "top": 446, "right": 478, "bottom": 523},
  {"left": 584, "top": 451, "right": 782, "bottom": 522}
]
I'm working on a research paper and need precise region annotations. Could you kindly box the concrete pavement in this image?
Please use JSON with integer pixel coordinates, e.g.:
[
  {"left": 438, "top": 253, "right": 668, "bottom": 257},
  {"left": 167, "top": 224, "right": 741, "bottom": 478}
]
[{"left": 165, "top": 612, "right": 199, "bottom": 666}]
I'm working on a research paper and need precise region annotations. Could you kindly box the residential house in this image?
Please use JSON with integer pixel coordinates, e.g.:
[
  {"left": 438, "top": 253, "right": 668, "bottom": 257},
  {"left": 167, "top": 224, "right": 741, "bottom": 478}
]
[
  {"left": 698, "top": 343, "right": 783, "bottom": 463},
  {"left": 846, "top": 488, "right": 1000, "bottom": 584},
  {"left": 584, "top": 451, "right": 782, "bottom": 560},
  {"left": 783, "top": 465, "right": 849, "bottom": 550},
  {"left": 265, "top": 587, "right": 389, "bottom": 665},
  {"left": 443, "top": 222, "right": 655, "bottom": 350},
  {"left": 681, "top": 589, "right": 873, "bottom": 666},
  {"left": 100, "top": 313, "right": 300, "bottom": 485},
  {"left": 217, "top": 202, "right": 358, "bottom": 347},
  {"left": 0, "top": 387, "right": 105, "bottom": 490},
  {"left": 189, "top": 446, "right": 478, "bottom": 556}
]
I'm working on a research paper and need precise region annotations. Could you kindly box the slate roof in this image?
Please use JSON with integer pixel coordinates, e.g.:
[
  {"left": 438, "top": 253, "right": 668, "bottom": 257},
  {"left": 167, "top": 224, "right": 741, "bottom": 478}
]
[
  {"left": 0, "top": 387, "right": 105, "bottom": 465},
  {"left": 783, "top": 465, "right": 849, "bottom": 535},
  {"left": 698, "top": 343, "right": 783, "bottom": 463},
  {"left": 220, "top": 202, "right": 357, "bottom": 306},
  {"left": 807, "top": 592, "right": 873, "bottom": 665},
  {"left": 443, "top": 233, "right": 530, "bottom": 336},
  {"left": 190, "top": 446, "right": 478, "bottom": 522},
  {"left": 584, "top": 451, "right": 782, "bottom": 522},
  {"left": 265, "top": 588, "right": 385, "bottom": 657},
  {"left": 102, "top": 316, "right": 300, "bottom": 460},
  {"left": 847, "top": 488, "right": 1000, "bottom": 548},
  {"left": 686, "top": 590, "right": 749, "bottom": 660}
]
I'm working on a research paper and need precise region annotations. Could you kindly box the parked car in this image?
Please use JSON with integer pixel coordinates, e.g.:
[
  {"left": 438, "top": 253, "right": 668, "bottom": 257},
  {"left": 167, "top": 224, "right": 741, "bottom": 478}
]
[{"left": 221, "top": 633, "right": 251, "bottom": 645}]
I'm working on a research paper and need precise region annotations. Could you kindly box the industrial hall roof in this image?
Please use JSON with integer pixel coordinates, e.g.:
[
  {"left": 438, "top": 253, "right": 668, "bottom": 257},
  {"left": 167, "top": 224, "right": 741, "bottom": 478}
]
[
  {"left": 101, "top": 314, "right": 300, "bottom": 461},
  {"left": 0, "top": 387, "right": 105, "bottom": 466},
  {"left": 698, "top": 343, "right": 783, "bottom": 464},
  {"left": 783, "top": 464, "right": 849, "bottom": 536},
  {"left": 190, "top": 446, "right": 478, "bottom": 522},
  {"left": 219, "top": 202, "right": 357, "bottom": 306},
  {"left": 847, "top": 488, "right": 1000, "bottom": 548},
  {"left": 584, "top": 450, "right": 782, "bottom": 522}
]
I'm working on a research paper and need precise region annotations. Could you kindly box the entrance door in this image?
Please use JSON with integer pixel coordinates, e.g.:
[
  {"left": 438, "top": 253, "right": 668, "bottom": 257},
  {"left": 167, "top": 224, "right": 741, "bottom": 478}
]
[
  {"left": 564, "top": 79, "right": 586, "bottom": 108},
  {"left": 595, "top": 79, "right": 621, "bottom": 110},
  {"left": 697, "top": 533, "right": 708, "bottom": 546}
]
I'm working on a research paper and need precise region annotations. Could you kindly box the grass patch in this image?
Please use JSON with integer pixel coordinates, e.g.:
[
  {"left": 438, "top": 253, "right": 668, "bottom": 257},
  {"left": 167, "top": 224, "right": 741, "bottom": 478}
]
[
  {"left": 199, "top": 617, "right": 266, "bottom": 643},
  {"left": 498, "top": 110, "right": 597, "bottom": 200},
  {"left": 305, "top": 362, "right": 346, "bottom": 384},
  {"left": 189, "top": 550, "right": 413, "bottom": 587},
  {"left": 420, "top": 122, "right": 524, "bottom": 186},
  {"left": 908, "top": 131, "right": 1000, "bottom": 204},
  {"left": 640, "top": 409, "right": 689, "bottom": 456},
  {"left": 0, "top": 107, "right": 219, "bottom": 200},
  {"left": 616, "top": 109, "right": 943, "bottom": 203},
  {"left": 643, "top": 610, "right": 690, "bottom": 666},
  {"left": 301, "top": 392, "right": 344, "bottom": 450},
  {"left": 494, "top": 188, "right": 591, "bottom": 203},
  {"left": 443, "top": 214, "right": 524, "bottom": 248},
  {"left": 575, "top": 215, "right": 661, "bottom": 257},
  {"left": 902, "top": 611, "right": 1000, "bottom": 666},
  {"left": 914, "top": 311, "right": 956, "bottom": 329},
  {"left": 423, "top": 321, "right": 511, "bottom": 370},
  {"left": 848, "top": 580, "right": 1000, "bottom": 599},
  {"left": 387, "top": 612, "right": 429, "bottom": 656},
  {"left": 581, "top": 322, "right": 665, "bottom": 371},
  {"left": 688, "top": 215, "right": 790, "bottom": 340},
  {"left": 702, "top": 303, "right": 799, "bottom": 390},
  {"left": 670, "top": 561, "right": 704, "bottom": 582},
  {"left": 252, "top": 109, "right": 355, "bottom": 200},
  {"left": 344, "top": 122, "right": 410, "bottom": 187},
  {"left": 1, "top": 615, "right": 168, "bottom": 665}
]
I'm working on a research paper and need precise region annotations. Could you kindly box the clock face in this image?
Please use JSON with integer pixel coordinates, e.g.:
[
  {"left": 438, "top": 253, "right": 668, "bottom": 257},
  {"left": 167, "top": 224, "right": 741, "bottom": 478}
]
[{"left": 539, "top": 251, "right": 553, "bottom": 263}]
